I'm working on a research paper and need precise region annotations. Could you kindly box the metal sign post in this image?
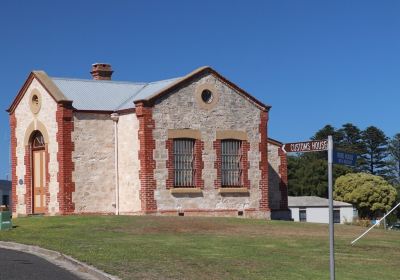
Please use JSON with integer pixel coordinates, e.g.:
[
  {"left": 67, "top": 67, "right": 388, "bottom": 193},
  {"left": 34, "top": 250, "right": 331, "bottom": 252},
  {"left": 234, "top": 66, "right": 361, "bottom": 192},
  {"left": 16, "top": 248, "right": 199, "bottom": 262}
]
[
  {"left": 282, "top": 137, "right": 334, "bottom": 279},
  {"left": 327, "top": 136, "right": 335, "bottom": 280}
]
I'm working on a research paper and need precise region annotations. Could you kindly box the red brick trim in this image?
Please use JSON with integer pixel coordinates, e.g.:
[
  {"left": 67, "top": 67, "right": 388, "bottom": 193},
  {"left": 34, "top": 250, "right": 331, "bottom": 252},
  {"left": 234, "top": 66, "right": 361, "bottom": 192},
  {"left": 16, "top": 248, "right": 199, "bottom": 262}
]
[
  {"left": 10, "top": 114, "right": 17, "bottom": 214},
  {"left": 194, "top": 140, "right": 204, "bottom": 189},
  {"left": 45, "top": 146, "right": 50, "bottom": 213},
  {"left": 259, "top": 111, "right": 270, "bottom": 211},
  {"left": 214, "top": 139, "right": 250, "bottom": 189},
  {"left": 24, "top": 146, "right": 32, "bottom": 214},
  {"left": 213, "top": 140, "right": 221, "bottom": 189},
  {"left": 241, "top": 141, "right": 251, "bottom": 189},
  {"left": 166, "top": 139, "right": 174, "bottom": 189},
  {"left": 278, "top": 147, "right": 288, "bottom": 209},
  {"left": 136, "top": 102, "right": 157, "bottom": 213},
  {"left": 56, "top": 102, "right": 75, "bottom": 214}
]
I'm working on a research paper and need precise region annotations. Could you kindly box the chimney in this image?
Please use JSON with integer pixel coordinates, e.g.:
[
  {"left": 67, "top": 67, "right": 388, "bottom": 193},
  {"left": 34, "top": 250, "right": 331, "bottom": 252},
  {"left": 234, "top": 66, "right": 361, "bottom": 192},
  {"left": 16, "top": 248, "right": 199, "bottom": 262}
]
[{"left": 91, "top": 63, "right": 113, "bottom": 80}]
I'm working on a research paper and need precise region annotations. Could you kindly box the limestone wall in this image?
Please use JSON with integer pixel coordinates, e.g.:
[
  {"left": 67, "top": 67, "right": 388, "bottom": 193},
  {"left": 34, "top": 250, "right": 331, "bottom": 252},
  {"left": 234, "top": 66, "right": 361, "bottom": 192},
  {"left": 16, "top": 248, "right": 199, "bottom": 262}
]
[
  {"left": 72, "top": 113, "right": 115, "bottom": 213},
  {"left": 14, "top": 78, "right": 59, "bottom": 215},
  {"left": 117, "top": 113, "right": 141, "bottom": 213},
  {"left": 152, "top": 72, "right": 264, "bottom": 214},
  {"left": 268, "top": 143, "right": 282, "bottom": 210}
]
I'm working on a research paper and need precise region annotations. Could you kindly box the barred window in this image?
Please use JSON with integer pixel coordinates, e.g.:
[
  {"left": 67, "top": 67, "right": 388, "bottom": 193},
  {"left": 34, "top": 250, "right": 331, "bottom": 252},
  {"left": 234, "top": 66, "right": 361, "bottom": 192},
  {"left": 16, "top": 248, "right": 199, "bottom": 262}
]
[
  {"left": 221, "top": 140, "right": 242, "bottom": 187},
  {"left": 174, "top": 139, "right": 195, "bottom": 187}
]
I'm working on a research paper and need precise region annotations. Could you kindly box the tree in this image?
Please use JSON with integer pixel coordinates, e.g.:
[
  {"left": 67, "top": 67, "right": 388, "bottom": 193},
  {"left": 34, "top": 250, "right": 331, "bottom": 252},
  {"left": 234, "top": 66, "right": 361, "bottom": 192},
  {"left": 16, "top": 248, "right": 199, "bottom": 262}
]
[
  {"left": 388, "top": 133, "right": 400, "bottom": 183},
  {"left": 338, "top": 123, "right": 367, "bottom": 171},
  {"left": 338, "top": 123, "right": 366, "bottom": 154},
  {"left": 288, "top": 153, "right": 351, "bottom": 198},
  {"left": 361, "top": 126, "right": 389, "bottom": 178},
  {"left": 334, "top": 173, "right": 397, "bottom": 218}
]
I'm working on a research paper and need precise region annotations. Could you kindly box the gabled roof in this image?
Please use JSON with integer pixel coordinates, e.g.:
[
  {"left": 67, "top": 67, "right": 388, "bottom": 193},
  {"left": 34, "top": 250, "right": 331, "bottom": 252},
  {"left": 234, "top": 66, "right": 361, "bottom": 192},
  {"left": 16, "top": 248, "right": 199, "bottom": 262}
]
[
  {"left": 7, "top": 71, "right": 70, "bottom": 113},
  {"left": 8, "top": 66, "right": 270, "bottom": 113},
  {"left": 288, "top": 196, "right": 353, "bottom": 207}
]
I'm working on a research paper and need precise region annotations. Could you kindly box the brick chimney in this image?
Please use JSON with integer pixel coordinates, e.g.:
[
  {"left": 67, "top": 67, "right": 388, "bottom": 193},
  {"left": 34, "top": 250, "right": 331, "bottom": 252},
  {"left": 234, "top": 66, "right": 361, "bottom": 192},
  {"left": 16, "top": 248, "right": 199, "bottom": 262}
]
[{"left": 90, "top": 63, "right": 113, "bottom": 80}]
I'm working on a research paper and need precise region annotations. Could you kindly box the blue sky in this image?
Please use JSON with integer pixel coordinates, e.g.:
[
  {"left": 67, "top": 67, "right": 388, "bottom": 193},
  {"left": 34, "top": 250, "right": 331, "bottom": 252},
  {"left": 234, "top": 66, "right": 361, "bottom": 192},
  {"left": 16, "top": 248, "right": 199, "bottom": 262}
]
[{"left": 1, "top": 1, "right": 400, "bottom": 179}]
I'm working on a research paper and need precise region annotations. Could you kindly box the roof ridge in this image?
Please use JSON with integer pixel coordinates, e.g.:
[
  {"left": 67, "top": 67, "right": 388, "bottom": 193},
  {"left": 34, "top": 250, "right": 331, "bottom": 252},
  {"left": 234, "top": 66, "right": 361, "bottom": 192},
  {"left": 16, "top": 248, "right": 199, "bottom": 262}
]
[
  {"left": 147, "top": 77, "right": 181, "bottom": 84},
  {"left": 114, "top": 83, "right": 150, "bottom": 110},
  {"left": 114, "top": 77, "right": 183, "bottom": 110},
  {"left": 51, "top": 77, "right": 147, "bottom": 85},
  {"left": 51, "top": 76, "right": 181, "bottom": 85}
]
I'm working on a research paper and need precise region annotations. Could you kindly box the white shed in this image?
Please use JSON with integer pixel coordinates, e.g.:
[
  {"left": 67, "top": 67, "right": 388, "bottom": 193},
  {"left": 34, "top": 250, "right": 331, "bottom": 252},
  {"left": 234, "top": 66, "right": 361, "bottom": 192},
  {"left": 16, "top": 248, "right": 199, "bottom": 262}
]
[{"left": 288, "top": 196, "right": 355, "bottom": 224}]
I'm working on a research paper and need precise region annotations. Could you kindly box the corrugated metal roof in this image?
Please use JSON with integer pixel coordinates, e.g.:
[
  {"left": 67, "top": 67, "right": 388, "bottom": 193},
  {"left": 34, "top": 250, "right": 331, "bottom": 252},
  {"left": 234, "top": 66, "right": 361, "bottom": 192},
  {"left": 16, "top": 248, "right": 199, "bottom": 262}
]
[
  {"left": 288, "top": 196, "right": 353, "bottom": 207},
  {"left": 51, "top": 77, "right": 180, "bottom": 111},
  {"left": 116, "top": 78, "right": 181, "bottom": 110}
]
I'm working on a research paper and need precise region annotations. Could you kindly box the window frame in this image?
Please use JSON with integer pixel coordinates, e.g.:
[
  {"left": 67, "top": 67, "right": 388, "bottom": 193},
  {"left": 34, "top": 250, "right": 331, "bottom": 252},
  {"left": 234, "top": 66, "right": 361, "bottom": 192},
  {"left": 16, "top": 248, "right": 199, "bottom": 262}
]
[
  {"left": 221, "top": 139, "right": 243, "bottom": 187},
  {"left": 299, "top": 209, "right": 307, "bottom": 222},
  {"left": 333, "top": 209, "right": 341, "bottom": 224},
  {"left": 172, "top": 138, "right": 196, "bottom": 188}
]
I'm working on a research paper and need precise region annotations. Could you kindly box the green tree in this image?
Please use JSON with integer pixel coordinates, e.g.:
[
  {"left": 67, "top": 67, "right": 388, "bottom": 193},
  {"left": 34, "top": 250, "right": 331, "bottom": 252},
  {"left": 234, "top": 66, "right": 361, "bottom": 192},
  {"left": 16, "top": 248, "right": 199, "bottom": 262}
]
[
  {"left": 334, "top": 173, "right": 397, "bottom": 218},
  {"left": 338, "top": 123, "right": 367, "bottom": 171},
  {"left": 361, "top": 126, "right": 389, "bottom": 177},
  {"left": 288, "top": 153, "right": 350, "bottom": 198},
  {"left": 338, "top": 123, "right": 366, "bottom": 154},
  {"left": 388, "top": 133, "right": 400, "bottom": 183}
]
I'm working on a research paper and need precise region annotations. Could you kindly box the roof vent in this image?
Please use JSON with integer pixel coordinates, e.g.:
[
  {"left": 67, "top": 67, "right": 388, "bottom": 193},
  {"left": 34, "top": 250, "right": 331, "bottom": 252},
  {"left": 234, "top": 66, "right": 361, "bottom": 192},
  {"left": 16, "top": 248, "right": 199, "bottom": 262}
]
[{"left": 90, "top": 63, "right": 113, "bottom": 80}]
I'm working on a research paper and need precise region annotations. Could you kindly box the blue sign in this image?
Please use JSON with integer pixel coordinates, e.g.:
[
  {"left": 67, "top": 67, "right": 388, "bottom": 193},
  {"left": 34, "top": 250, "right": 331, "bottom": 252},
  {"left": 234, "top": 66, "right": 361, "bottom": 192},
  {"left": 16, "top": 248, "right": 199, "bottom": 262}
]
[{"left": 333, "top": 150, "right": 357, "bottom": 166}]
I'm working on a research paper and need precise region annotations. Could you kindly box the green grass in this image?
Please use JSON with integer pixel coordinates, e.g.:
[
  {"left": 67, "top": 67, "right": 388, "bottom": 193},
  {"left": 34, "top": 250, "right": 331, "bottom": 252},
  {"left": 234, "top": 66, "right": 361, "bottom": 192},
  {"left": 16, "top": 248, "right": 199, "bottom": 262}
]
[{"left": 0, "top": 216, "right": 399, "bottom": 280}]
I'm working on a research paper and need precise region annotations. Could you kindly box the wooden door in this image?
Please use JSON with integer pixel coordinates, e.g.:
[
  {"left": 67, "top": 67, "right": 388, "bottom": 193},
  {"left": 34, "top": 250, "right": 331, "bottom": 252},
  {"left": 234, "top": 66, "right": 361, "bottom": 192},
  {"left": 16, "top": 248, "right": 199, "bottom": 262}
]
[{"left": 33, "top": 150, "right": 46, "bottom": 213}]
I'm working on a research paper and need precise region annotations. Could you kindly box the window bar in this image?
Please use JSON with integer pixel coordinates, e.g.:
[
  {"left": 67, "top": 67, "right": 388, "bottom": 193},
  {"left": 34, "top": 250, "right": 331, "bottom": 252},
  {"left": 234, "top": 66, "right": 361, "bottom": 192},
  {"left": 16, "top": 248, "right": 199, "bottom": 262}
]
[{"left": 174, "top": 139, "right": 195, "bottom": 187}]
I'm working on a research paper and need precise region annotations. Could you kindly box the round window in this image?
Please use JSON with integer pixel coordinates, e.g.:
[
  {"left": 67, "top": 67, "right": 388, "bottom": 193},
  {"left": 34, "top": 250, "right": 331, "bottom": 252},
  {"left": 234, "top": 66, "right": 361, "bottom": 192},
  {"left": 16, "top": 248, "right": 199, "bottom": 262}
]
[
  {"left": 30, "top": 90, "right": 42, "bottom": 114},
  {"left": 201, "top": 89, "right": 213, "bottom": 104},
  {"left": 32, "top": 95, "right": 39, "bottom": 106}
]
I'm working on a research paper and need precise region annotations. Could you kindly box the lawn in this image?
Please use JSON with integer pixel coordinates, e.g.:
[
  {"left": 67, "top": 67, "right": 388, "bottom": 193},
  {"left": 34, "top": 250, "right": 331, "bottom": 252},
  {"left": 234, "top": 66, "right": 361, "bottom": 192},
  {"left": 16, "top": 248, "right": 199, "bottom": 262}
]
[{"left": 0, "top": 216, "right": 399, "bottom": 280}]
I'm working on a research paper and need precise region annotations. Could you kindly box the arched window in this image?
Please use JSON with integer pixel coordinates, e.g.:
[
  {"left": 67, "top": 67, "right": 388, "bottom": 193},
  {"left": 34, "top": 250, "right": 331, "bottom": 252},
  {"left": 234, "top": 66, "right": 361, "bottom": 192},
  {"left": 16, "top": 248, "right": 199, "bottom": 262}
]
[{"left": 31, "top": 131, "right": 45, "bottom": 149}]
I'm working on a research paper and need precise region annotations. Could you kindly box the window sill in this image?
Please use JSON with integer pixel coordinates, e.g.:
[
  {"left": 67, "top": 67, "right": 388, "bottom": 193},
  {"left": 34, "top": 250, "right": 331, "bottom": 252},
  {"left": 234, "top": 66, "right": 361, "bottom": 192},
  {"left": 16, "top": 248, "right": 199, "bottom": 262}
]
[
  {"left": 218, "top": 188, "right": 249, "bottom": 194},
  {"left": 170, "top": 188, "right": 203, "bottom": 194}
]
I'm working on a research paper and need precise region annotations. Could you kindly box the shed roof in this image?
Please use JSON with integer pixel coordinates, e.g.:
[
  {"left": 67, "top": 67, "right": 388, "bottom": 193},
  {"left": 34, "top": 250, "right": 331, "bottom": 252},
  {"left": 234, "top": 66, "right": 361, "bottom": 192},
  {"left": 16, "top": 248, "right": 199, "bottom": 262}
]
[{"left": 288, "top": 196, "right": 353, "bottom": 207}]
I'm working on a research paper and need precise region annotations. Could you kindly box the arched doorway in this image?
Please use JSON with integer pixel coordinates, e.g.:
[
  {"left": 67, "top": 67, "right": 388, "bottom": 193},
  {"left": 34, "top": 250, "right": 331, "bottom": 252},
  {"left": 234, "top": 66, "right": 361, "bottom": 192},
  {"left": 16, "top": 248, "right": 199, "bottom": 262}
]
[{"left": 30, "top": 131, "right": 46, "bottom": 214}]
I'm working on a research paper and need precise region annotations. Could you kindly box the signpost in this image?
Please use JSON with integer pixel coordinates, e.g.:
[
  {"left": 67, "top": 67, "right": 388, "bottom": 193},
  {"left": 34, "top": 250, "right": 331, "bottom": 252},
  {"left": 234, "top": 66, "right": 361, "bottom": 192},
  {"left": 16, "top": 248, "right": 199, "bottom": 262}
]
[
  {"left": 283, "top": 137, "right": 335, "bottom": 280},
  {"left": 333, "top": 151, "right": 357, "bottom": 167},
  {"left": 282, "top": 139, "right": 328, "bottom": 153},
  {"left": 327, "top": 136, "right": 335, "bottom": 280}
]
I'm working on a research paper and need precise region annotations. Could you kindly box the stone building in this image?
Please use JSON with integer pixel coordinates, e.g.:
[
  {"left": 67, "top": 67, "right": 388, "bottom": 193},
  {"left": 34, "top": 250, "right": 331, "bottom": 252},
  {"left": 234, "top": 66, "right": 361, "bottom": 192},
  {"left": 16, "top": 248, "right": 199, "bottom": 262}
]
[{"left": 7, "top": 64, "right": 289, "bottom": 219}]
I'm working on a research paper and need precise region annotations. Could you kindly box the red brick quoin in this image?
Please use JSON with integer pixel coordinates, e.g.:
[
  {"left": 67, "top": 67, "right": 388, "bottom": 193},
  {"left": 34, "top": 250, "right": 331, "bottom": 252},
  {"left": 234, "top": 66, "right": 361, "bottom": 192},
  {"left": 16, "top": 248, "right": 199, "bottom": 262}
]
[
  {"left": 56, "top": 102, "right": 75, "bottom": 214},
  {"left": 278, "top": 147, "right": 288, "bottom": 210},
  {"left": 259, "top": 110, "right": 270, "bottom": 211},
  {"left": 136, "top": 102, "right": 157, "bottom": 213},
  {"left": 24, "top": 146, "right": 32, "bottom": 214},
  {"left": 166, "top": 139, "right": 204, "bottom": 189},
  {"left": 10, "top": 114, "right": 17, "bottom": 214}
]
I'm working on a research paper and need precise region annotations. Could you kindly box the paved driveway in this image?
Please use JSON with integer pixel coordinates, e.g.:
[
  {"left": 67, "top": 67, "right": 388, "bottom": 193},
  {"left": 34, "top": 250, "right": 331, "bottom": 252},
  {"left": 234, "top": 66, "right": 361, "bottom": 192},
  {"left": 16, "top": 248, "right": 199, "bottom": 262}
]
[{"left": 0, "top": 248, "right": 80, "bottom": 280}]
